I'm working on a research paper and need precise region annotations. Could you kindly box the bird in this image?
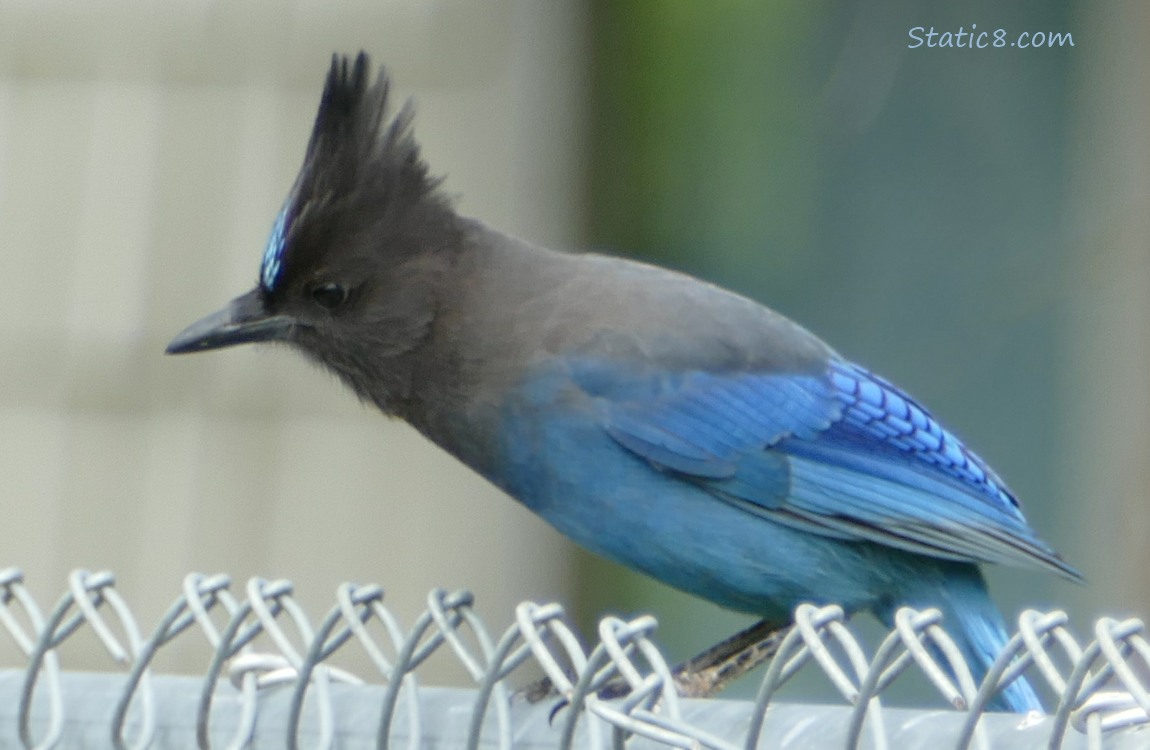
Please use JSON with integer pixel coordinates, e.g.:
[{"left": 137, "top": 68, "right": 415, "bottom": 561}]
[{"left": 167, "top": 52, "right": 1081, "bottom": 712}]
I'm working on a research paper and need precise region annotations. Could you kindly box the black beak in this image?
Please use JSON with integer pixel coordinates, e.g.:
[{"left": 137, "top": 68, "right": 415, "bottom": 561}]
[{"left": 166, "top": 289, "right": 295, "bottom": 354}]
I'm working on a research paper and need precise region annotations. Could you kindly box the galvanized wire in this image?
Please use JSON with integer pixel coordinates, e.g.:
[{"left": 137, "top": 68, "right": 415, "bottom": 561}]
[{"left": 0, "top": 568, "right": 1145, "bottom": 749}]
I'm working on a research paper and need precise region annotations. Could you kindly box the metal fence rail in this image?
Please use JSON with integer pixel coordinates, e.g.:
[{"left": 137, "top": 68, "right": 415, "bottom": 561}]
[{"left": 0, "top": 568, "right": 1146, "bottom": 749}]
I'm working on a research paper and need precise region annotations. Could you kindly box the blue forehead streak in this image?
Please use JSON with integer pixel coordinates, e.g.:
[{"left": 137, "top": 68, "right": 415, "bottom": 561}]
[{"left": 260, "top": 207, "right": 290, "bottom": 291}]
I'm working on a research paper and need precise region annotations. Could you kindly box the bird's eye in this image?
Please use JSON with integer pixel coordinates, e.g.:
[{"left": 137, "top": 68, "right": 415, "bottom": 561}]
[{"left": 311, "top": 282, "right": 348, "bottom": 310}]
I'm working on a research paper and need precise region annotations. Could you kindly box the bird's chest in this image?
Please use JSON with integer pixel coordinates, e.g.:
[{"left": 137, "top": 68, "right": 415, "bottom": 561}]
[
  {"left": 444, "top": 367, "right": 616, "bottom": 509},
  {"left": 418, "top": 361, "right": 636, "bottom": 524}
]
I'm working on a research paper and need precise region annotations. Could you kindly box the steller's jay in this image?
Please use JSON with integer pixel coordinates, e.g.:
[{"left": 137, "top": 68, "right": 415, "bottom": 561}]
[{"left": 167, "top": 53, "right": 1080, "bottom": 712}]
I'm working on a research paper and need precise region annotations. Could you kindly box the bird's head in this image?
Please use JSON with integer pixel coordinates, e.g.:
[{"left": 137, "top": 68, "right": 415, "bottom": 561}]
[{"left": 167, "top": 53, "right": 460, "bottom": 408}]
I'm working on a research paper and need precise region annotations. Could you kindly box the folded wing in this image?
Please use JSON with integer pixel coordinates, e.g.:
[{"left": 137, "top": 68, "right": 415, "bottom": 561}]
[{"left": 596, "top": 358, "right": 1081, "bottom": 581}]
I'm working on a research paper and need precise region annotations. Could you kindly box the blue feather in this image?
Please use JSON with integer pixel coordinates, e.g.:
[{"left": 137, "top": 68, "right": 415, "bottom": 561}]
[
  {"left": 594, "top": 356, "right": 1081, "bottom": 582},
  {"left": 260, "top": 205, "right": 291, "bottom": 291}
]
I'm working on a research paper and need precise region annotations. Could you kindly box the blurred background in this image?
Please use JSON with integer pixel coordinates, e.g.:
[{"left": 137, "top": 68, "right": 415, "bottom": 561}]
[{"left": 0, "top": 0, "right": 1145, "bottom": 693}]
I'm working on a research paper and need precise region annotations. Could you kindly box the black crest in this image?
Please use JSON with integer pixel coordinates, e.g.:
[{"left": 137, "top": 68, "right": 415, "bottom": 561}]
[{"left": 261, "top": 52, "right": 449, "bottom": 294}]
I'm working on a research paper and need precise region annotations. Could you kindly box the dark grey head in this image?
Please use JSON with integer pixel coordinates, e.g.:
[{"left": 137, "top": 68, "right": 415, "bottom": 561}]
[{"left": 167, "top": 53, "right": 462, "bottom": 410}]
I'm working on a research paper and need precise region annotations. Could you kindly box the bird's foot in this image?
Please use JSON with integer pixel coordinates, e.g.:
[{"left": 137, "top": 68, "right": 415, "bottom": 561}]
[{"left": 522, "top": 617, "right": 789, "bottom": 709}]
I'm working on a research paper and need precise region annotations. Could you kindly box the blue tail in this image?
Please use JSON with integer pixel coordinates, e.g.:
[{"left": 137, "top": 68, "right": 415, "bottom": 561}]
[
  {"left": 886, "top": 565, "right": 1042, "bottom": 713},
  {"left": 938, "top": 595, "right": 1041, "bottom": 712}
]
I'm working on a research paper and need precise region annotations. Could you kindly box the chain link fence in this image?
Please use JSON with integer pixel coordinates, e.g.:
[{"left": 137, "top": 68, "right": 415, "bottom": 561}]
[{"left": 0, "top": 568, "right": 1146, "bottom": 749}]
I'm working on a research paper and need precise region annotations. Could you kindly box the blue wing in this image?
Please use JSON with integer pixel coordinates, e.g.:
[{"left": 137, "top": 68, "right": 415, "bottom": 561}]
[{"left": 589, "top": 357, "right": 1080, "bottom": 581}]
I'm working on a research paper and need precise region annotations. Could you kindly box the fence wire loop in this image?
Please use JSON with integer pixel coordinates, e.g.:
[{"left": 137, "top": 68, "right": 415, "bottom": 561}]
[
  {"left": 112, "top": 575, "right": 234, "bottom": 750},
  {"left": 197, "top": 580, "right": 286, "bottom": 750},
  {"left": 327, "top": 582, "right": 424, "bottom": 750},
  {"left": 1058, "top": 617, "right": 1150, "bottom": 750},
  {"left": 895, "top": 607, "right": 976, "bottom": 708},
  {"left": 1016, "top": 610, "right": 1080, "bottom": 692},
  {"left": 1092, "top": 617, "right": 1150, "bottom": 714},
  {"left": 374, "top": 588, "right": 476, "bottom": 750},
  {"left": 745, "top": 604, "right": 889, "bottom": 750},
  {"left": 850, "top": 607, "right": 990, "bottom": 750},
  {"left": 0, "top": 569, "right": 1148, "bottom": 750},
  {"left": 0, "top": 569, "right": 63, "bottom": 750}
]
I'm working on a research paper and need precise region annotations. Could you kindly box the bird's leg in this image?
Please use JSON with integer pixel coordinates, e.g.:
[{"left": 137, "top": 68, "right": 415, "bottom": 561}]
[
  {"left": 524, "top": 617, "right": 789, "bottom": 704},
  {"left": 671, "top": 617, "right": 789, "bottom": 698}
]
